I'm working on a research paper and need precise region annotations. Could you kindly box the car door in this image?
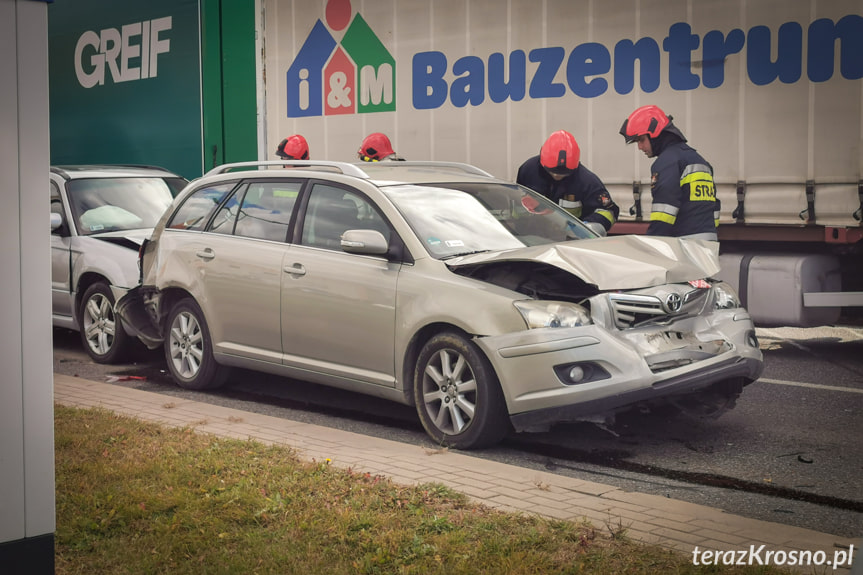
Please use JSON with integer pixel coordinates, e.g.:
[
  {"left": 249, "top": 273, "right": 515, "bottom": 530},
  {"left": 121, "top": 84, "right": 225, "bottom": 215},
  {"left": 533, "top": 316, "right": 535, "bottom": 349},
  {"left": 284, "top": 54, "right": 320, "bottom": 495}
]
[
  {"left": 167, "top": 180, "right": 301, "bottom": 364},
  {"left": 281, "top": 182, "right": 399, "bottom": 386},
  {"left": 50, "top": 178, "right": 75, "bottom": 324}
]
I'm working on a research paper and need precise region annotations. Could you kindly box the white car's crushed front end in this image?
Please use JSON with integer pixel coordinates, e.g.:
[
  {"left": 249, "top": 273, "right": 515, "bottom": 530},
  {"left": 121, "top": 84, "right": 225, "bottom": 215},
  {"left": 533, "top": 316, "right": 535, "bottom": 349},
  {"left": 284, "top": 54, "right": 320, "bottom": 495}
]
[{"left": 70, "top": 230, "right": 152, "bottom": 336}]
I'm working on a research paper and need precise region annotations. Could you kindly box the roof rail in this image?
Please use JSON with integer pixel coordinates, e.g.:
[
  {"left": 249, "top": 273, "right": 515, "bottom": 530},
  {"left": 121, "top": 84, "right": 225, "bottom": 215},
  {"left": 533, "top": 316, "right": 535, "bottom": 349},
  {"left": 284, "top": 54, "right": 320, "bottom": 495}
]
[
  {"left": 50, "top": 165, "right": 178, "bottom": 179},
  {"left": 360, "top": 161, "right": 494, "bottom": 178},
  {"left": 50, "top": 166, "right": 71, "bottom": 179},
  {"left": 113, "top": 164, "right": 176, "bottom": 173},
  {"left": 204, "top": 160, "right": 369, "bottom": 179}
]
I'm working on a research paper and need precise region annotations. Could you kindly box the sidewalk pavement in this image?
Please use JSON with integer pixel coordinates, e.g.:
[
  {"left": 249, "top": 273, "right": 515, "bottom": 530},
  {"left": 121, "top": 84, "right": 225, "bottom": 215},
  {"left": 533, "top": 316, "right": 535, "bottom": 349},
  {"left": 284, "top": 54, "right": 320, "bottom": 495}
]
[{"left": 54, "top": 373, "right": 859, "bottom": 573}]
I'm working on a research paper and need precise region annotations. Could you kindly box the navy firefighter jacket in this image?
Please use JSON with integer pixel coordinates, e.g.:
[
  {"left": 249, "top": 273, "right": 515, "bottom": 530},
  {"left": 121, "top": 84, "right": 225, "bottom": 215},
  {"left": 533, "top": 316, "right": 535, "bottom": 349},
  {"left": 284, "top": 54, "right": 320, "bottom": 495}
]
[
  {"left": 647, "top": 134, "right": 720, "bottom": 239},
  {"left": 516, "top": 155, "right": 619, "bottom": 231}
]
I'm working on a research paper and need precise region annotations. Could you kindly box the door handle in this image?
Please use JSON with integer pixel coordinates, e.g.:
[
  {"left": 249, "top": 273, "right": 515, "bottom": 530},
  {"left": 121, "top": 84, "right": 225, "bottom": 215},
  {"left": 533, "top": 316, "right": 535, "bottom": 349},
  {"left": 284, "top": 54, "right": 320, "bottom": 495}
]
[
  {"left": 195, "top": 248, "right": 215, "bottom": 260},
  {"left": 284, "top": 263, "right": 306, "bottom": 276}
]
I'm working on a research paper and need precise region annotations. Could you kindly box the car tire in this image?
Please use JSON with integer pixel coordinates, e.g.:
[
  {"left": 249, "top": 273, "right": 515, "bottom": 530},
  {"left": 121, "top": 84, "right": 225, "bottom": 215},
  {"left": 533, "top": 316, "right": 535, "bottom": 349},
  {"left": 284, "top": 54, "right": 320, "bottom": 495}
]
[
  {"left": 414, "top": 332, "right": 511, "bottom": 449},
  {"left": 164, "top": 298, "right": 228, "bottom": 390},
  {"left": 78, "top": 281, "right": 132, "bottom": 364},
  {"left": 668, "top": 377, "right": 745, "bottom": 420}
]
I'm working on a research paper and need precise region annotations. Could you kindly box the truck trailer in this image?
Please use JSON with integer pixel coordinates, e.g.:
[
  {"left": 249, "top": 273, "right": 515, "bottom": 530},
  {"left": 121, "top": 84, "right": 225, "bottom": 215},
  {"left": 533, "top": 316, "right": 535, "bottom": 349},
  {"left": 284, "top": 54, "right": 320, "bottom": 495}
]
[{"left": 262, "top": 0, "right": 862, "bottom": 327}]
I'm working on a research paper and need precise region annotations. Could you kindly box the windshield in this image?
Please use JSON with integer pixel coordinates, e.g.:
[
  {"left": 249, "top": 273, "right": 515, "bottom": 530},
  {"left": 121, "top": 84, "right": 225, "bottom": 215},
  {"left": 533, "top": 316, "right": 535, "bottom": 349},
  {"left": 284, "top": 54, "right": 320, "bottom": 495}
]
[
  {"left": 67, "top": 177, "right": 177, "bottom": 235},
  {"left": 383, "top": 182, "right": 596, "bottom": 259}
]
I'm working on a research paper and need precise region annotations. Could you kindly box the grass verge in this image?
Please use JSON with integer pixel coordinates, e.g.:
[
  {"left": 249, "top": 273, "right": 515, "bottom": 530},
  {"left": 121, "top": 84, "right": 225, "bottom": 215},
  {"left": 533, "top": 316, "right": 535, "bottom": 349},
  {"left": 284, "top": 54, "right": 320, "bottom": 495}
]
[{"left": 55, "top": 404, "right": 791, "bottom": 574}]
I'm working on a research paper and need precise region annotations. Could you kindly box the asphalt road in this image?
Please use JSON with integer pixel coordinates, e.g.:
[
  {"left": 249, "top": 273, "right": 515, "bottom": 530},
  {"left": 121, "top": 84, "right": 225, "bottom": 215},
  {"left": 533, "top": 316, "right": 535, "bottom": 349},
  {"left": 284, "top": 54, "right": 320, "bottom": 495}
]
[{"left": 52, "top": 325, "right": 863, "bottom": 538}]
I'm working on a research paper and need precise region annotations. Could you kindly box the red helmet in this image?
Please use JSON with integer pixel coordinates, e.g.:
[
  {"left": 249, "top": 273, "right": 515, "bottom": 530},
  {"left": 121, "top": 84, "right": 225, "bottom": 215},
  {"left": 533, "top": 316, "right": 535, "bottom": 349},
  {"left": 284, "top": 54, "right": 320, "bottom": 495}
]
[
  {"left": 540, "top": 130, "right": 580, "bottom": 175},
  {"left": 276, "top": 135, "right": 309, "bottom": 160},
  {"left": 357, "top": 132, "right": 395, "bottom": 161},
  {"left": 619, "top": 105, "right": 670, "bottom": 144}
]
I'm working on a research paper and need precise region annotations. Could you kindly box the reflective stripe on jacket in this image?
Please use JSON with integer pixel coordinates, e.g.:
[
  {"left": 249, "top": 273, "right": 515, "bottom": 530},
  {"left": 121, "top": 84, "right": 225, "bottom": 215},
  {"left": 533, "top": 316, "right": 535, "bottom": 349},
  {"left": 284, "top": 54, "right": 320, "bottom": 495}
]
[{"left": 648, "top": 142, "right": 720, "bottom": 238}]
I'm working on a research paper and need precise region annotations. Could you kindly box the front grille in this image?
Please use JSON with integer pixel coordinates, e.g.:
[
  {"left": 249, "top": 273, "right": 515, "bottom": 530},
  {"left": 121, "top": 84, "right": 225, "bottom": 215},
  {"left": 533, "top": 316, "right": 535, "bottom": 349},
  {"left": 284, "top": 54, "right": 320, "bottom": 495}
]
[
  {"left": 609, "top": 288, "right": 708, "bottom": 329},
  {"left": 609, "top": 293, "right": 667, "bottom": 328}
]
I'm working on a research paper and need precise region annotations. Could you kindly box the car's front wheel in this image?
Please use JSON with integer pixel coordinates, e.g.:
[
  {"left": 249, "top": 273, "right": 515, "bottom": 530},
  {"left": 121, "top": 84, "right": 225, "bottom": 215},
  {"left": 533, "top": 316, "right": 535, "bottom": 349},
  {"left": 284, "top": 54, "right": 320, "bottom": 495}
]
[
  {"left": 164, "top": 298, "right": 227, "bottom": 390},
  {"left": 414, "top": 332, "right": 510, "bottom": 449},
  {"left": 78, "top": 281, "right": 132, "bottom": 364}
]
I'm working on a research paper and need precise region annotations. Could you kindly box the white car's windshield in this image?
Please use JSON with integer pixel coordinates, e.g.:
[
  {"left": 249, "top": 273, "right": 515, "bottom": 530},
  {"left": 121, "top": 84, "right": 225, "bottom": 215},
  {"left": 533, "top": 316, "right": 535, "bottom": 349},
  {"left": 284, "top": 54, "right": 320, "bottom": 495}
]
[
  {"left": 384, "top": 182, "right": 596, "bottom": 259},
  {"left": 67, "top": 178, "right": 180, "bottom": 235}
]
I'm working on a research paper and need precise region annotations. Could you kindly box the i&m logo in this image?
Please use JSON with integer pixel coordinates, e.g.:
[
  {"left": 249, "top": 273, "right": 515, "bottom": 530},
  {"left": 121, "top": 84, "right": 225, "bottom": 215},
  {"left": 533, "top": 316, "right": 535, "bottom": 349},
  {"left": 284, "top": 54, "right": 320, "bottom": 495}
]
[{"left": 287, "top": 0, "right": 395, "bottom": 118}]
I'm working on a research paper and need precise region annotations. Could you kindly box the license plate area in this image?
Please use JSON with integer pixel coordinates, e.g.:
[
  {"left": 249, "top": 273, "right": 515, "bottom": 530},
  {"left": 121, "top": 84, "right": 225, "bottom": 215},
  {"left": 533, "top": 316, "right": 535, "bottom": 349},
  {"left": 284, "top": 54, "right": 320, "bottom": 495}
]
[{"left": 628, "top": 330, "right": 731, "bottom": 373}]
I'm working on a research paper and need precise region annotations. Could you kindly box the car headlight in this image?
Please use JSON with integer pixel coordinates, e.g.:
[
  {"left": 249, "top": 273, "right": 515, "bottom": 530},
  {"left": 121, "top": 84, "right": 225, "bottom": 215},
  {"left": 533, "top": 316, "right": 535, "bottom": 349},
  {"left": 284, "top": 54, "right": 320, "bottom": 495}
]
[
  {"left": 712, "top": 281, "right": 741, "bottom": 309},
  {"left": 513, "top": 301, "right": 591, "bottom": 329}
]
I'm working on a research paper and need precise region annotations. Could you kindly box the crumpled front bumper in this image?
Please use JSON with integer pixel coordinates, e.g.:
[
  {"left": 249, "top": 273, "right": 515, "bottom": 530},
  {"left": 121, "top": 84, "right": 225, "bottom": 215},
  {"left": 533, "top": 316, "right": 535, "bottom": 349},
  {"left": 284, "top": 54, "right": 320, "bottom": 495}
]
[{"left": 474, "top": 308, "right": 763, "bottom": 432}]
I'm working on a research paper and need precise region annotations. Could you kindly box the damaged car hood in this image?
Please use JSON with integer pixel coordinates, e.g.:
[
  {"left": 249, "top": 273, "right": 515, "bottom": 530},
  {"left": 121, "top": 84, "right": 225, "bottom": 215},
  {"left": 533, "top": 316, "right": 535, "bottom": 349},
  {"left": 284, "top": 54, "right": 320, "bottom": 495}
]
[
  {"left": 90, "top": 228, "right": 152, "bottom": 247},
  {"left": 446, "top": 235, "right": 720, "bottom": 291}
]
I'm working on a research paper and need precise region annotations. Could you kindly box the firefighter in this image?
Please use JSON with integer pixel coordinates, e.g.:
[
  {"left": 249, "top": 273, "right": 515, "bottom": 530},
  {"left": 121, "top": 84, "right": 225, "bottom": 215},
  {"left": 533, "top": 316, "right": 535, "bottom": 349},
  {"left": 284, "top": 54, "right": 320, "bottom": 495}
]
[
  {"left": 619, "top": 105, "right": 720, "bottom": 241},
  {"left": 516, "top": 130, "right": 618, "bottom": 234},
  {"left": 275, "top": 134, "right": 310, "bottom": 160},
  {"left": 357, "top": 132, "right": 404, "bottom": 161}
]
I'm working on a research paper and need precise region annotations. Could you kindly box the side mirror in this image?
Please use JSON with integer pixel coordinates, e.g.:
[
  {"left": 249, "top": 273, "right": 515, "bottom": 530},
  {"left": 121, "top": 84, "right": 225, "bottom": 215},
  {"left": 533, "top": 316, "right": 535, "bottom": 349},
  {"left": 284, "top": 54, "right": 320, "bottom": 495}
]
[
  {"left": 50, "top": 212, "right": 63, "bottom": 231},
  {"left": 584, "top": 221, "right": 607, "bottom": 237},
  {"left": 340, "top": 229, "right": 389, "bottom": 255}
]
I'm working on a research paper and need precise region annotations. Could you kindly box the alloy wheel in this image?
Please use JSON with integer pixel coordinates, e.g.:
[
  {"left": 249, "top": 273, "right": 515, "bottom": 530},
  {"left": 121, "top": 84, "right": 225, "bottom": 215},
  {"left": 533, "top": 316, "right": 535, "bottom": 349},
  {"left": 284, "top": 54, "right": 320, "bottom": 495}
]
[
  {"left": 169, "top": 310, "right": 204, "bottom": 380},
  {"left": 421, "top": 348, "right": 478, "bottom": 436},
  {"left": 82, "top": 292, "right": 116, "bottom": 356}
]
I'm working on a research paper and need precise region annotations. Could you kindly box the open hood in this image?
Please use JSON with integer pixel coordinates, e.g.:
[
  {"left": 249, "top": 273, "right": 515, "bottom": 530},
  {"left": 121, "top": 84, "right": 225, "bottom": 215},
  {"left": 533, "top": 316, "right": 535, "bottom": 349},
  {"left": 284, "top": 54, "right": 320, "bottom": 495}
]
[
  {"left": 90, "top": 228, "right": 151, "bottom": 243},
  {"left": 446, "top": 235, "right": 720, "bottom": 291},
  {"left": 91, "top": 228, "right": 152, "bottom": 250}
]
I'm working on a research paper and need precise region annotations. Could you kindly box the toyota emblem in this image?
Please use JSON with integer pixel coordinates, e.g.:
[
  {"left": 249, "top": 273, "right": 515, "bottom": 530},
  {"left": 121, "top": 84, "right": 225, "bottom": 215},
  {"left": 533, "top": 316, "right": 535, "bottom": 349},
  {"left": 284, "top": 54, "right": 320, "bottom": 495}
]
[{"left": 664, "top": 293, "right": 683, "bottom": 313}]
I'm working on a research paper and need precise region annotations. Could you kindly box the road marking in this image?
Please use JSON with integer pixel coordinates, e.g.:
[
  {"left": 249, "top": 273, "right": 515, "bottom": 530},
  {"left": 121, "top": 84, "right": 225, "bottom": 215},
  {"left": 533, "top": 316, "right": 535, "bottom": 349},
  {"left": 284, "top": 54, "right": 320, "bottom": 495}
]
[{"left": 758, "top": 378, "right": 863, "bottom": 394}]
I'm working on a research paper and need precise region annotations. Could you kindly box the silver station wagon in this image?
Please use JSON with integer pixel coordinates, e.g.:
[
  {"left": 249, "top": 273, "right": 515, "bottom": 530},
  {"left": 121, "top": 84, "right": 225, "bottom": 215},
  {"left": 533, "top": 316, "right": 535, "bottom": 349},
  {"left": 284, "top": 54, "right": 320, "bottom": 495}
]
[{"left": 117, "top": 161, "right": 763, "bottom": 449}]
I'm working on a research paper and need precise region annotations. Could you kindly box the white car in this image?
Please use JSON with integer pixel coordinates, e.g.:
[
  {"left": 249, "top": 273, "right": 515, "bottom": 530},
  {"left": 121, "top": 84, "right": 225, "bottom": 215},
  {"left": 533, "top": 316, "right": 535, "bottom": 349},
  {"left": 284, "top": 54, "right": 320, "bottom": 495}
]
[
  {"left": 50, "top": 165, "right": 187, "bottom": 363},
  {"left": 117, "top": 160, "right": 763, "bottom": 448}
]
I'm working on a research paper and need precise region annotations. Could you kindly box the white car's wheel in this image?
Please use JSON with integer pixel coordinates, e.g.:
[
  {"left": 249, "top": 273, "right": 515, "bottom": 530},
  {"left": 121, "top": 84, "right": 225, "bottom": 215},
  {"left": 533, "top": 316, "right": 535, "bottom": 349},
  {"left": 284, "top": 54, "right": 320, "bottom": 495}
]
[
  {"left": 79, "top": 281, "right": 131, "bottom": 364},
  {"left": 164, "top": 298, "right": 227, "bottom": 390},
  {"left": 414, "top": 332, "right": 510, "bottom": 449}
]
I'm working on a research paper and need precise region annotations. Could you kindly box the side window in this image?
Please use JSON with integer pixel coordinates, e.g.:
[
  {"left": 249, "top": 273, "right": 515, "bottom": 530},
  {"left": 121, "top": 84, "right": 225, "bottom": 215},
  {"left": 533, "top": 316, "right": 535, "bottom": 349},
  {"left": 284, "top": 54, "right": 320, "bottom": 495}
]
[
  {"left": 234, "top": 182, "right": 300, "bottom": 241},
  {"left": 209, "top": 186, "right": 245, "bottom": 236},
  {"left": 167, "top": 183, "right": 234, "bottom": 230},
  {"left": 301, "top": 184, "right": 390, "bottom": 250}
]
